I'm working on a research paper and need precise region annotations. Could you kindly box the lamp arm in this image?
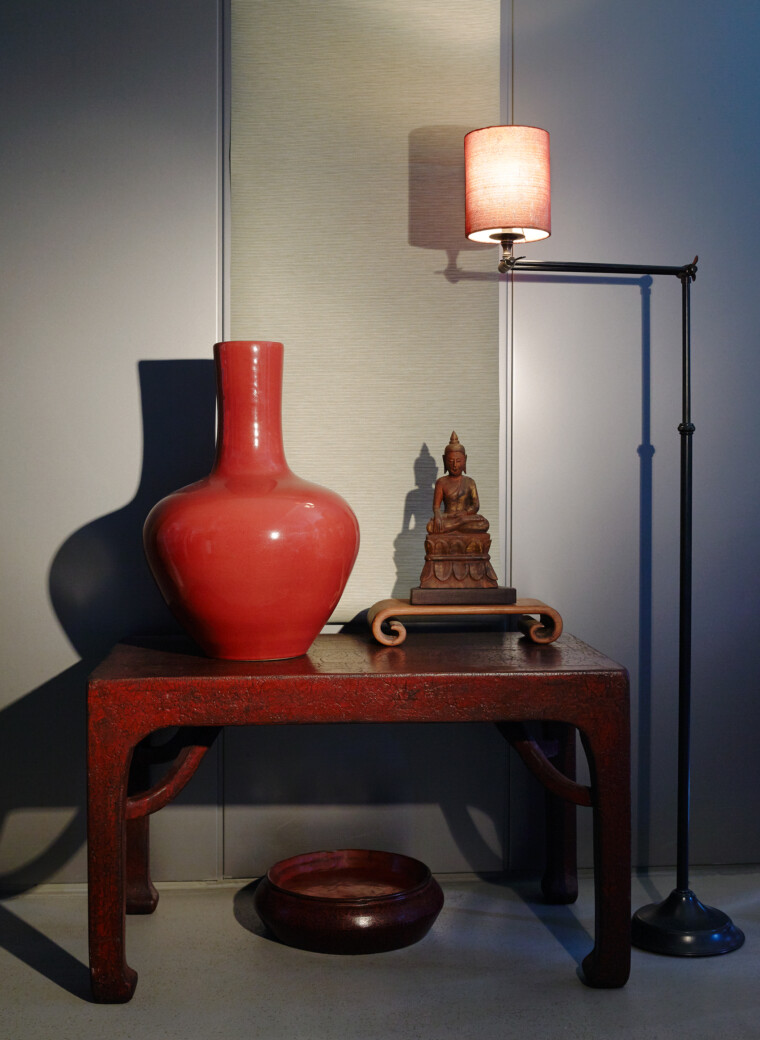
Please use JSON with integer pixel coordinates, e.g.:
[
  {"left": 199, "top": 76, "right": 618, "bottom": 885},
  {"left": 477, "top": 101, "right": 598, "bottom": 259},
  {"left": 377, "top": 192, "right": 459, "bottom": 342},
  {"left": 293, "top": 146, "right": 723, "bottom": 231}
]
[{"left": 506, "top": 256, "right": 698, "bottom": 281}]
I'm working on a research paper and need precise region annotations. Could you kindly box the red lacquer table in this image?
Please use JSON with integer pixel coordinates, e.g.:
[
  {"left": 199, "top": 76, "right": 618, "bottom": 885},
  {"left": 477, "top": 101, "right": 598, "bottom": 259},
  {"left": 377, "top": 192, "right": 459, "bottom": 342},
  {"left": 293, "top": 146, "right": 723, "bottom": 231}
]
[{"left": 87, "top": 630, "right": 630, "bottom": 1002}]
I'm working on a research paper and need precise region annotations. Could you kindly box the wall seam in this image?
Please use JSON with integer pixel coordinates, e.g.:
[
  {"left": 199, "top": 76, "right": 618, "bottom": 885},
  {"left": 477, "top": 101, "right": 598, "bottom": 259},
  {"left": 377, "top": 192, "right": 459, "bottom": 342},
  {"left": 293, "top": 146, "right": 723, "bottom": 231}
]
[
  {"left": 217, "top": 0, "right": 232, "bottom": 880},
  {"left": 500, "top": 0, "right": 515, "bottom": 873}
]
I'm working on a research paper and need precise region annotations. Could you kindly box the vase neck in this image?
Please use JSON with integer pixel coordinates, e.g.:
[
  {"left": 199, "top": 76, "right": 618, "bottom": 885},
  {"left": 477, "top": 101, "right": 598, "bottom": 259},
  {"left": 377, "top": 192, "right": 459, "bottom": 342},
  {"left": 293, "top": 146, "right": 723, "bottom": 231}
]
[{"left": 213, "top": 341, "right": 289, "bottom": 476}]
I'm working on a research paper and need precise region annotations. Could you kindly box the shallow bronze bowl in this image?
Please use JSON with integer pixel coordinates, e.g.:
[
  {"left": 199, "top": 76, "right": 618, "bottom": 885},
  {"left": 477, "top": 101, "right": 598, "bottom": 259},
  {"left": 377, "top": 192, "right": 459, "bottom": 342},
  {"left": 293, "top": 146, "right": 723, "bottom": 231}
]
[{"left": 254, "top": 848, "right": 444, "bottom": 955}]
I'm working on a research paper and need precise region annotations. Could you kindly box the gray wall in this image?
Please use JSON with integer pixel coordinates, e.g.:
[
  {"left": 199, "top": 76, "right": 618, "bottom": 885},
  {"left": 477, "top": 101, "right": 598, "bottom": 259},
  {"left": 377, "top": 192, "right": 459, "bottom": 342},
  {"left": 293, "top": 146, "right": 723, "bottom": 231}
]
[
  {"left": 225, "top": 0, "right": 508, "bottom": 878},
  {"left": 508, "top": 0, "right": 760, "bottom": 867},
  {"left": 0, "top": 0, "right": 224, "bottom": 885},
  {"left": 1, "top": 1, "right": 758, "bottom": 889}
]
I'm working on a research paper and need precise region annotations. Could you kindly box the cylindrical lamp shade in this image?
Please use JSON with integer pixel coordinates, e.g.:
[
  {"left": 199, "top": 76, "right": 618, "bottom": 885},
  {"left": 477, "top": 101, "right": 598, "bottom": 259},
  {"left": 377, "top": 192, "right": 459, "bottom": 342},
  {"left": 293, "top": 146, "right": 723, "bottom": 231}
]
[{"left": 465, "top": 125, "right": 551, "bottom": 243}]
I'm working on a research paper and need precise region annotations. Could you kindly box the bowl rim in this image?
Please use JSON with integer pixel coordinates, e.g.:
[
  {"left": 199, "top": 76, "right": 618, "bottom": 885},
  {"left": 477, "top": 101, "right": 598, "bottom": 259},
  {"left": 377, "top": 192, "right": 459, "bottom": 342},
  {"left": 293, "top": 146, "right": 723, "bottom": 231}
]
[{"left": 264, "top": 848, "right": 434, "bottom": 905}]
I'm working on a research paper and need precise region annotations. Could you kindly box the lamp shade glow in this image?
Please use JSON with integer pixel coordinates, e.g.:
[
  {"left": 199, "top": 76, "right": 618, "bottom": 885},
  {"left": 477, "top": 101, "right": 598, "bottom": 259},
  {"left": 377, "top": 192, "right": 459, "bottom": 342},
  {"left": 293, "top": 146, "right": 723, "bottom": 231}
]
[{"left": 464, "top": 125, "right": 551, "bottom": 243}]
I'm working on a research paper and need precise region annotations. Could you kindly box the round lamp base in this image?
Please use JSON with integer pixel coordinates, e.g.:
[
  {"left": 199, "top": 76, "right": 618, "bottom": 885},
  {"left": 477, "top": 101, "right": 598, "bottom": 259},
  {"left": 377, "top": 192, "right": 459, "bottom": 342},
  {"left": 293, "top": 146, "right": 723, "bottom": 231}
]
[{"left": 632, "top": 888, "right": 745, "bottom": 957}]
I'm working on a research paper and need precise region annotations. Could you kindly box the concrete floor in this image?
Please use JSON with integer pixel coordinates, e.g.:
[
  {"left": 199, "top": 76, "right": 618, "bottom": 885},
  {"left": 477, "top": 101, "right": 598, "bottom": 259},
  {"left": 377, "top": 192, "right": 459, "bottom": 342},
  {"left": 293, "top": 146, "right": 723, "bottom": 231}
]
[{"left": 1, "top": 867, "right": 758, "bottom": 1040}]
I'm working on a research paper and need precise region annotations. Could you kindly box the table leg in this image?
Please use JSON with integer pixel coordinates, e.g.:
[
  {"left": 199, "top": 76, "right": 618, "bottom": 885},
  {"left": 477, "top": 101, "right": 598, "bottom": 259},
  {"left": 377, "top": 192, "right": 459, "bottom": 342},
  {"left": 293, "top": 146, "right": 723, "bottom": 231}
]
[
  {"left": 87, "top": 729, "right": 138, "bottom": 1003},
  {"left": 577, "top": 708, "right": 631, "bottom": 989},
  {"left": 541, "top": 722, "right": 578, "bottom": 905},
  {"left": 126, "top": 816, "right": 159, "bottom": 916},
  {"left": 126, "top": 746, "right": 159, "bottom": 915}
]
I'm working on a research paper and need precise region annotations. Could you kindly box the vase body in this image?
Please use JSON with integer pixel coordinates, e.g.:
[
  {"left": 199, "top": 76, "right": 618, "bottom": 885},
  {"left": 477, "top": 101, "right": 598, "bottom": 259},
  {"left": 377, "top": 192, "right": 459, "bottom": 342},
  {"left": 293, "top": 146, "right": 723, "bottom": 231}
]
[{"left": 143, "top": 341, "right": 360, "bottom": 660}]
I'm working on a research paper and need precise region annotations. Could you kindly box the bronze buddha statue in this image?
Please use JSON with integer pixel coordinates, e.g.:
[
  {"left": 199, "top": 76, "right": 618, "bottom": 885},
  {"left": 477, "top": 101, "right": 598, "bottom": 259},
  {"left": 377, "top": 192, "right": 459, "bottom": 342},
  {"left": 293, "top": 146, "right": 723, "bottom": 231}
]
[
  {"left": 427, "top": 432, "right": 489, "bottom": 535},
  {"left": 413, "top": 431, "right": 506, "bottom": 602}
]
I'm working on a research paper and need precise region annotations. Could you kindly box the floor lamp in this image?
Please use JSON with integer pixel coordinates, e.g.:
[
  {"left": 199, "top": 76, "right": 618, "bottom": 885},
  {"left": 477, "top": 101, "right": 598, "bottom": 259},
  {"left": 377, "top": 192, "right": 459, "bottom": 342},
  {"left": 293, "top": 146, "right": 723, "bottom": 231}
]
[{"left": 464, "top": 125, "right": 744, "bottom": 957}]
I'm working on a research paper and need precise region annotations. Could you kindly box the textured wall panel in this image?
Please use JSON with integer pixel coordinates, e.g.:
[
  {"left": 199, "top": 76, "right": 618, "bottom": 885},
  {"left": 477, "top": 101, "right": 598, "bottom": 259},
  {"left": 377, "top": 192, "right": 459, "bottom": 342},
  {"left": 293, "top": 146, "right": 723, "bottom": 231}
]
[{"left": 231, "top": 0, "right": 502, "bottom": 619}]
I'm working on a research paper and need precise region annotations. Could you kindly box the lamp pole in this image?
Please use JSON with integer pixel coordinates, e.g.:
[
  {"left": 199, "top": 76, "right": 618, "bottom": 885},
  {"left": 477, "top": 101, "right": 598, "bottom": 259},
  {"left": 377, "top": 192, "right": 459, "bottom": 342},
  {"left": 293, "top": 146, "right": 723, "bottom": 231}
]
[
  {"left": 677, "top": 267, "right": 695, "bottom": 897},
  {"left": 508, "top": 254, "right": 743, "bottom": 957}
]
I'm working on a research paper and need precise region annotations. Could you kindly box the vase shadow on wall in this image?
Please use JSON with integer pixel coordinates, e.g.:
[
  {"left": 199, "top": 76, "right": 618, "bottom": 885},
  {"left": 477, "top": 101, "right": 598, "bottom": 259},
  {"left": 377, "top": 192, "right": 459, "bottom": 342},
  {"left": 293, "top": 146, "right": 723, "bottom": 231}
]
[
  {"left": 49, "top": 359, "right": 217, "bottom": 660},
  {"left": 391, "top": 442, "right": 437, "bottom": 599},
  {"left": 0, "top": 362, "right": 216, "bottom": 898},
  {"left": 0, "top": 360, "right": 217, "bottom": 994}
]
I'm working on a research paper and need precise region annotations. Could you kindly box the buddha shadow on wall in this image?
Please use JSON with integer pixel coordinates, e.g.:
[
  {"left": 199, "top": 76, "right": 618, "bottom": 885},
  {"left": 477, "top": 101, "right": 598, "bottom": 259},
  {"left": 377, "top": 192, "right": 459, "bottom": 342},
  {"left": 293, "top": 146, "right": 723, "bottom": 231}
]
[
  {"left": 391, "top": 443, "right": 438, "bottom": 599},
  {"left": 49, "top": 360, "right": 217, "bottom": 660}
]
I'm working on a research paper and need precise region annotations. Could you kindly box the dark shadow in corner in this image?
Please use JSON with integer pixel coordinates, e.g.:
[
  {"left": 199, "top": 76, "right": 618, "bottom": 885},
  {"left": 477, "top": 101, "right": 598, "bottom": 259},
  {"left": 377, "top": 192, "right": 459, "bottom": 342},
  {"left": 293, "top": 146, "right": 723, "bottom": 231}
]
[
  {"left": 391, "top": 443, "right": 437, "bottom": 599},
  {"left": 222, "top": 713, "right": 510, "bottom": 877}
]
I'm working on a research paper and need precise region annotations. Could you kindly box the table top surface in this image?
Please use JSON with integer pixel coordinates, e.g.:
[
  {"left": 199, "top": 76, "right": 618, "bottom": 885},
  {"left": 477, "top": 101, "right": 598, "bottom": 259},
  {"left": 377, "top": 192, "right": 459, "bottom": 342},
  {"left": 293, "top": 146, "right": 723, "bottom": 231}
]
[{"left": 90, "top": 630, "right": 627, "bottom": 685}]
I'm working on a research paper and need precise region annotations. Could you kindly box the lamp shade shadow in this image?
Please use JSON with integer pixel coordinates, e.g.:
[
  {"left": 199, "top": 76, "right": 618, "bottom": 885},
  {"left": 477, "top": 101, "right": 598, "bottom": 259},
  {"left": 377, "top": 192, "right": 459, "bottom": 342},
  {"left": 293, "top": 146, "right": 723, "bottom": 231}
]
[{"left": 408, "top": 125, "right": 492, "bottom": 272}]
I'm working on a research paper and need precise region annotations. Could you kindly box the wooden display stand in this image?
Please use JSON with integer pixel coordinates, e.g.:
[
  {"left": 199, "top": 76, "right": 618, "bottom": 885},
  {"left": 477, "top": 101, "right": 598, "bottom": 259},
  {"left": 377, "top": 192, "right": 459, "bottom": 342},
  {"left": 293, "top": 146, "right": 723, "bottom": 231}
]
[{"left": 367, "top": 597, "right": 563, "bottom": 647}]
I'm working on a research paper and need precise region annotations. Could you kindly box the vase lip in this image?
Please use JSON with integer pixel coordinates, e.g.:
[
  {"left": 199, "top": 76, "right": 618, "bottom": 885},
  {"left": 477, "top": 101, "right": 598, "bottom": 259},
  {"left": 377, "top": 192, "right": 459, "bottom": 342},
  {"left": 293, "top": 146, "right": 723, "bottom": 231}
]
[{"left": 214, "top": 340, "right": 283, "bottom": 350}]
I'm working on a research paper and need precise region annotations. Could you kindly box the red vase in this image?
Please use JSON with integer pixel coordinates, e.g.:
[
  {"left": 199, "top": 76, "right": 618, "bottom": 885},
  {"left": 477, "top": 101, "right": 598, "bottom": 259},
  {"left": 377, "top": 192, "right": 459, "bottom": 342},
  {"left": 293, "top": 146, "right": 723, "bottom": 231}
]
[{"left": 143, "top": 341, "right": 360, "bottom": 660}]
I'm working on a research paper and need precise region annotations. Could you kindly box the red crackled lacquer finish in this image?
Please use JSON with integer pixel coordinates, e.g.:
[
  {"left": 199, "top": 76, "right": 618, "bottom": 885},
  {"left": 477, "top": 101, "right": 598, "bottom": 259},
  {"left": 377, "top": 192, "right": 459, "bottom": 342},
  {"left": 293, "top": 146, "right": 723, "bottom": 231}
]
[
  {"left": 143, "top": 341, "right": 359, "bottom": 661},
  {"left": 87, "top": 630, "right": 630, "bottom": 1002}
]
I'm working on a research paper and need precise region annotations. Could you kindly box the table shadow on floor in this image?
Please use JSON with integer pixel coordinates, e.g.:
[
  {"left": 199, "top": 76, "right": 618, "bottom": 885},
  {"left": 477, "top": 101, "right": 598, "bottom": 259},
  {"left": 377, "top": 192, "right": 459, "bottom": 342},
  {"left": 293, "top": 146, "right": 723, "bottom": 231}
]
[{"left": 0, "top": 902, "right": 92, "bottom": 1001}]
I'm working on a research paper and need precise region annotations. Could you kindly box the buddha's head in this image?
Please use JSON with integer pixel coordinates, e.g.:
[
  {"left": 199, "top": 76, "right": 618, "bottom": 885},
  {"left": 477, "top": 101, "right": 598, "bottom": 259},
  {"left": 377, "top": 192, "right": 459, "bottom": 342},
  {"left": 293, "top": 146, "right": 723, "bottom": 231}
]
[{"left": 443, "top": 431, "right": 466, "bottom": 475}]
